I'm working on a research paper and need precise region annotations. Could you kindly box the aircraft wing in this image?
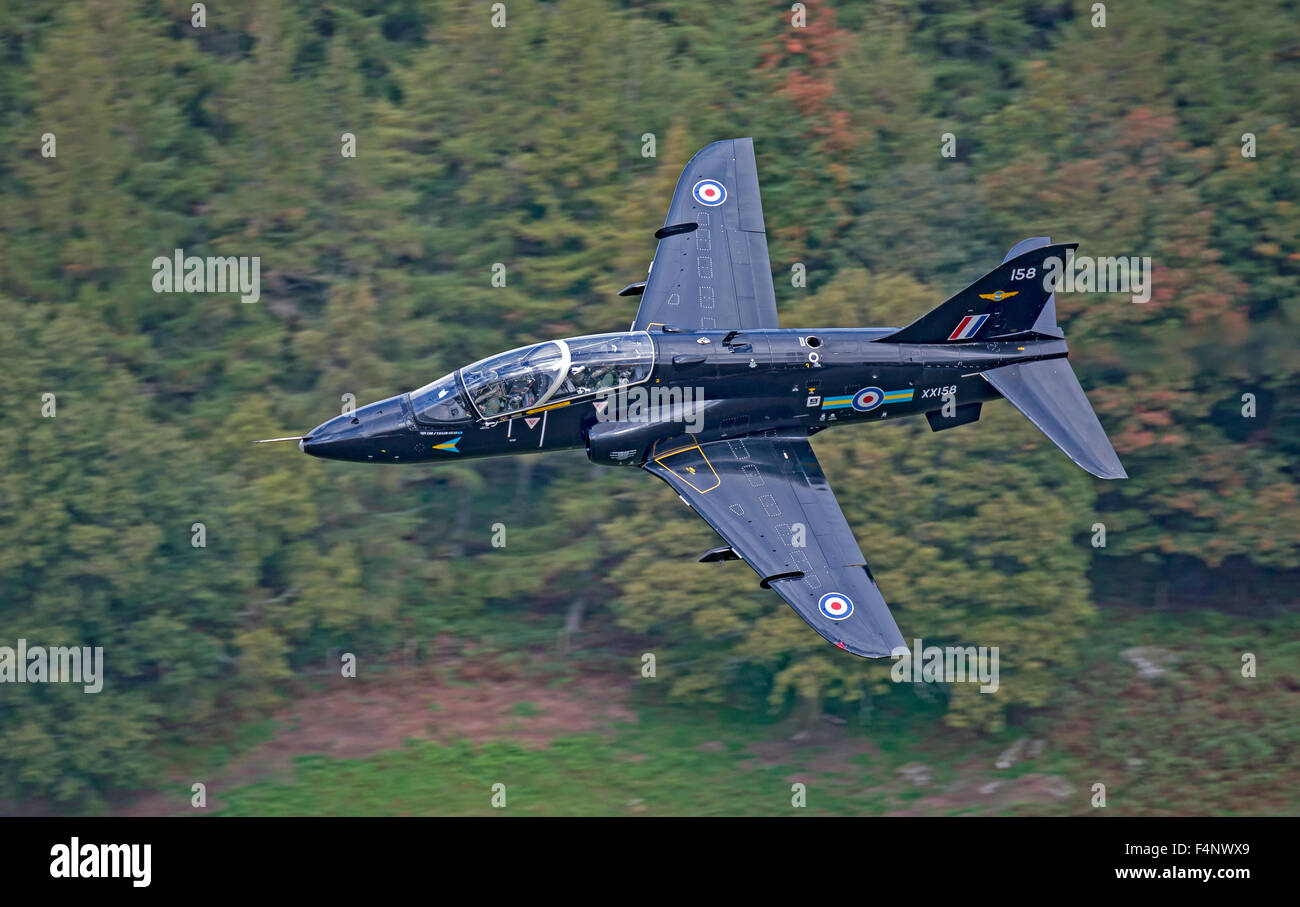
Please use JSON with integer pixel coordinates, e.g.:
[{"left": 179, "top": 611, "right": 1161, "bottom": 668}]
[
  {"left": 643, "top": 433, "right": 906, "bottom": 657},
  {"left": 631, "top": 138, "right": 780, "bottom": 332}
]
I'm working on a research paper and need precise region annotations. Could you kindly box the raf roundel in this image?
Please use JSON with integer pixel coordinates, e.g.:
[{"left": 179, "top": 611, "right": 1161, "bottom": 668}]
[
  {"left": 818, "top": 592, "right": 854, "bottom": 621},
  {"left": 851, "top": 387, "right": 884, "bottom": 412},
  {"left": 691, "top": 179, "right": 727, "bottom": 207}
]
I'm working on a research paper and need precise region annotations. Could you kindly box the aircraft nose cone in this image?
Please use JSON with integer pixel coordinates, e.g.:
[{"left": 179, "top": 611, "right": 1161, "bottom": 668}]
[
  {"left": 301, "top": 395, "right": 408, "bottom": 461},
  {"left": 300, "top": 413, "right": 356, "bottom": 459}
]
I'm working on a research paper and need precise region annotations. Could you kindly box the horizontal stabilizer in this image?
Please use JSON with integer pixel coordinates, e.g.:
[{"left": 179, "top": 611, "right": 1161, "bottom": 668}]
[{"left": 983, "top": 359, "right": 1127, "bottom": 480}]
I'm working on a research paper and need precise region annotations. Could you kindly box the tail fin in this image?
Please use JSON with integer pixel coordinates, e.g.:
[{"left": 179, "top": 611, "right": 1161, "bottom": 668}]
[{"left": 885, "top": 241, "right": 1077, "bottom": 344}]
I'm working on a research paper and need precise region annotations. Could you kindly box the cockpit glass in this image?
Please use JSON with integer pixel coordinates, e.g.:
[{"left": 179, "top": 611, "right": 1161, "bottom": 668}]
[
  {"left": 553, "top": 333, "right": 654, "bottom": 401},
  {"left": 455, "top": 333, "right": 654, "bottom": 419},
  {"left": 409, "top": 372, "right": 471, "bottom": 423},
  {"left": 460, "top": 341, "right": 566, "bottom": 417}
]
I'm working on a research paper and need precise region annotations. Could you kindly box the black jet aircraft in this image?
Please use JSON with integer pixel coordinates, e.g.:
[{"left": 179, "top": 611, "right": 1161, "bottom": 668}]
[{"left": 259, "top": 138, "right": 1126, "bottom": 658}]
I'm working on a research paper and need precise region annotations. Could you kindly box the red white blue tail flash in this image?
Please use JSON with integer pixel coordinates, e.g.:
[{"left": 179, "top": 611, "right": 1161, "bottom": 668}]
[{"left": 947, "top": 313, "right": 989, "bottom": 341}]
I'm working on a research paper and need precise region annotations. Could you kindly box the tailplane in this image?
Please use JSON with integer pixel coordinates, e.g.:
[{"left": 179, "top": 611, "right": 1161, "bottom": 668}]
[{"left": 982, "top": 358, "right": 1127, "bottom": 479}]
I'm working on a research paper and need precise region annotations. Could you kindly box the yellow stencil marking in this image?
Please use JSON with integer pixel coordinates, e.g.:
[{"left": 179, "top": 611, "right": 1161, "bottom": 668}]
[
  {"left": 653, "top": 442, "right": 720, "bottom": 494},
  {"left": 524, "top": 400, "right": 571, "bottom": 414}
]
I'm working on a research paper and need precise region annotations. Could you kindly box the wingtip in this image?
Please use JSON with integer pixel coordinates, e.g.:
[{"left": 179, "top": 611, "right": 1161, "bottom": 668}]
[{"left": 1085, "top": 456, "right": 1128, "bottom": 480}]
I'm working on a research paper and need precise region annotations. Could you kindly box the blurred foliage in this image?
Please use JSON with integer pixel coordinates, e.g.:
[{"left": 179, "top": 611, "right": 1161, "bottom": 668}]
[{"left": 0, "top": 0, "right": 1296, "bottom": 805}]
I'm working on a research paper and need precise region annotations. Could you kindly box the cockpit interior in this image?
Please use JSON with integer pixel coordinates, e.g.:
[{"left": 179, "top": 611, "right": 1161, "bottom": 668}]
[{"left": 408, "top": 332, "right": 655, "bottom": 423}]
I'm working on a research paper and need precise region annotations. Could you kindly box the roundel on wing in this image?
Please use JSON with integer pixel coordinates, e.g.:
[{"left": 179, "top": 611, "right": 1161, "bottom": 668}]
[
  {"left": 691, "top": 179, "right": 727, "bottom": 207},
  {"left": 818, "top": 592, "right": 854, "bottom": 621}
]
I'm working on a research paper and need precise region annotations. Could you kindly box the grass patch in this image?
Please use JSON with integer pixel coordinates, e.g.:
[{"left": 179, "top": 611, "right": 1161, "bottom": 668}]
[{"left": 205, "top": 609, "right": 1298, "bottom": 817}]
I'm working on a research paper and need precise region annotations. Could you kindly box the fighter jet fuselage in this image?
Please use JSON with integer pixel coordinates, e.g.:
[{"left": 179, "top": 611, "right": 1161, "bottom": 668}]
[{"left": 300, "top": 329, "right": 1066, "bottom": 465}]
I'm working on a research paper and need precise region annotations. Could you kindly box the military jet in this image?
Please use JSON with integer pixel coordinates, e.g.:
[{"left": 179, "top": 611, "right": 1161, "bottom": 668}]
[{"left": 260, "top": 138, "right": 1126, "bottom": 658}]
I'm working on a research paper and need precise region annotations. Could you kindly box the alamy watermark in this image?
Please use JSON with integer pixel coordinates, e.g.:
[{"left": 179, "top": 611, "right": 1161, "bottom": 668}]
[
  {"left": 1042, "top": 253, "right": 1152, "bottom": 304},
  {"left": 50, "top": 838, "right": 150, "bottom": 887},
  {"left": 594, "top": 385, "right": 706, "bottom": 433},
  {"left": 0, "top": 639, "right": 103, "bottom": 693},
  {"left": 891, "top": 638, "right": 999, "bottom": 693},
  {"left": 152, "top": 248, "right": 261, "bottom": 303}
]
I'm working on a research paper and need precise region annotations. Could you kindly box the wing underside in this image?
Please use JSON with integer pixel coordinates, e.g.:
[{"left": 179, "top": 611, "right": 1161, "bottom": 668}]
[
  {"left": 632, "top": 138, "right": 779, "bottom": 332},
  {"left": 643, "top": 432, "right": 905, "bottom": 658}
]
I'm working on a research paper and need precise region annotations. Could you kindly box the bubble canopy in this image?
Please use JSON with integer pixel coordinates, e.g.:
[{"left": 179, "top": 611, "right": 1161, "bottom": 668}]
[{"left": 408, "top": 332, "right": 655, "bottom": 423}]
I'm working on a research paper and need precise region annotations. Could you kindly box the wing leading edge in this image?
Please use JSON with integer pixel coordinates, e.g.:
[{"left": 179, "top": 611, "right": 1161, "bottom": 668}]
[
  {"left": 632, "top": 138, "right": 779, "bottom": 332},
  {"left": 643, "top": 433, "right": 906, "bottom": 658}
]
